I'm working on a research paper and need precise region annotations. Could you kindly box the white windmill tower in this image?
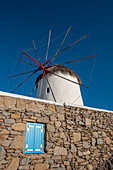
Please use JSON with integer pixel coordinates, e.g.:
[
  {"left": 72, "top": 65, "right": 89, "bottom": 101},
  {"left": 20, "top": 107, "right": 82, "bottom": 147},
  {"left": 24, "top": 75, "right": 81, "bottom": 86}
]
[
  {"left": 9, "top": 27, "right": 97, "bottom": 105},
  {"left": 36, "top": 65, "right": 84, "bottom": 105}
]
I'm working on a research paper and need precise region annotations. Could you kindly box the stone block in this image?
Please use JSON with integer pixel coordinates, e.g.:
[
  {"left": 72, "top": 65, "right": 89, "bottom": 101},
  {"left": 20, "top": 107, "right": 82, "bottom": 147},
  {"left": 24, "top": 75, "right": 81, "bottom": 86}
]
[
  {"left": 3, "top": 112, "right": 11, "bottom": 116},
  {"left": 60, "top": 132, "right": 66, "bottom": 139},
  {"left": 83, "top": 141, "right": 90, "bottom": 149},
  {"left": 35, "top": 164, "right": 49, "bottom": 170},
  {"left": 64, "top": 161, "right": 70, "bottom": 165},
  {"left": 0, "top": 96, "right": 4, "bottom": 105},
  {"left": 17, "top": 99, "right": 27, "bottom": 110},
  {"left": 51, "top": 164, "right": 59, "bottom": 168},
  {"left": 10, "top": 136, "right": 25, "bottom": 149},
  {"left": 36, "top": 103, "right": 45, "bottom": 110},
  {"left": 83, "top": 151, "right": 90, "bottom": 155},
  {"left": 97, "top": 138, "right": 103, "bottom": 145},
  {"left": 6, "top": 158, "right": 19, "bottom": 170},
  {"left": 0, "top": 115, "right": 5, "bottom": 119},
  {"left": 54, "top": 146, "right": 67, "bottom": 156},
  {"left": 67, "top": 120, "right": 74, "bottom": 125},
  {"left": 2, "top": 140, "right": 12, "bottom": 147},
  {"left": 46, "top": 142, "right": 54, "bottom": 149},
  {"left": 50, "top": 115, "right": 57, "bottom": 121},
  {"left": 25, "top": 112, "right": 33, "bottom": 116},
  {"left": 5, "top": 119, "right": 15, "bottom": 124},
  {"left": 78, "top": 151, "right": 83, "bottom": 157},
  {"left": 55, "top": 121, "right": 61, "bottom": 128},
  {"left": 47, "top": 124, "right": 55, "bottom": 132},
  {"left": 105, "top": 137, "right": 111, "bottom": 144},
  {"left": 102, "top": 131, "right": 106, "bottom": 137},
  {"left": 73, "top": 133, "right": 81, "bottom": 142},
  {"left": 71, "top": 144, "right": 76, "bottom": 153},
  {"left": 91, "top": 138, "right": 96, "bottom": 146},
  {"left": 11, "top": 112, "right": 20, "bottom": 119},
  {"left": 56, "top": 106, "right": 65, "bottom": 113},
  {"left": 0, "top": 146, "right": 6, "bottom": 161},
  {"left": 44, "top": 110, "right": 53, "bottom": 116},
  {"left": 85, "top": 118, "right": 91, "bottom": 126},
  {"left": 23, "top": 119, "right": 36, "bottom": 122},
  {"left": 4, "top": 97, "right": 16, "bottom": 107},
  {"left": 92, "top": 132, "right": 98, "bottom": 138},
  {"left": 77, "top": 158, "right": 85, "bottom": 163},
  {"left": 20, "top": 157, "right": 30, "bottom": 166},
  {"left": 57, "top": 114, "right": 65, "bottom": 121},
  {"left": 37, "top": 117, "right": 49, "bottom": 123},
  {"left": 47, "top": 105, "right": 55, "bottom": 112},
  {"left": 11, "top": 123, "right": 26, "bottom": 131},
  {"left": 27, "top": 102, "right": 36, "bottom": 111},
  {"left": 87, "top": 164, "right": 93, "bottom": 170},
  {"left": 0, "top": 129, "right": 9, "bottom": 135}
]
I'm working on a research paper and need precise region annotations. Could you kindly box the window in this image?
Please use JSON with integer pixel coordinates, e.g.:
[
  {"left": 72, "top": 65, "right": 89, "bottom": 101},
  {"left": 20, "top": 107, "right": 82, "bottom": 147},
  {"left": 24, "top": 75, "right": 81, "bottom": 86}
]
[
  {"left": 24, "top": 122, "right": 44, "bottom": 154},
  {"left": 47, "top": 87, "right": 50, "bottom": 93}
]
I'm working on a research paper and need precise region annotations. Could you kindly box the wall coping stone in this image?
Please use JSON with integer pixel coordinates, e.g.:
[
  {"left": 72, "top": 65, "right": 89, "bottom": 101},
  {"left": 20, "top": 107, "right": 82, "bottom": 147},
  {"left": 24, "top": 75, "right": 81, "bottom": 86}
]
[{"left": 0, "top": 90, "right": 113, "bottom": 113}]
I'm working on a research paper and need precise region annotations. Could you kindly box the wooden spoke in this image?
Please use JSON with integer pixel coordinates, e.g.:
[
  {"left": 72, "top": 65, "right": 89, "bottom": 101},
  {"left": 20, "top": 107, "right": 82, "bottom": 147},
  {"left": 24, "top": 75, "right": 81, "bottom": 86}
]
[
  {"left": 11, "top": 69, "right": 39, "bottom": 93},
  {"left": 28, "top": 83, "right": 38, "bottom": 96},
  {"left": 32, "top": 40, "right": 41, "bottom": 65},
  {"left": 17, "top": 58, "right": 38, "bottom": 68},
  {"left": 45, "top": 75, "right": 57, "bottom": 102},
  {"left": 50, "top": 27, "right": 71, "bottom": 64},
  {"left": 49, "top": 34, "right": 88, "bottom": 64},
  {"left": 48, "top": 71, "right": 88, "bottom": 88},
  {"left": 8, "top": 69, "right": 37, "bottom": 78},
  {"left": 45, "top": 29, "right": 51, "bottom": 62},
  {"left": 54, "top": 55, "right": 97, "bottom": 66}
]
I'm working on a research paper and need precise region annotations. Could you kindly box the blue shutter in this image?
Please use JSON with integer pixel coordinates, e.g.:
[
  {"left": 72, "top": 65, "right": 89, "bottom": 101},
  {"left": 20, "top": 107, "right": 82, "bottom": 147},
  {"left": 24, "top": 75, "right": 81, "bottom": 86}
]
[
  {"left": 24, "top": 122, "right": 35, "bottom": 154},
  {"left": 34, "top": 124, "right": 44, "bottom": 153},
  {"left": 24, "top": 122, "right": 44, "bottom": 154}
]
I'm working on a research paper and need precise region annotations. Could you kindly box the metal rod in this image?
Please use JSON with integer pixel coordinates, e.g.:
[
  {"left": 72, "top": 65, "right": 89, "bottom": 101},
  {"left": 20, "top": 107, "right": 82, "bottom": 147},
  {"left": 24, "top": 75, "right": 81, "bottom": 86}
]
[
  {"left": 48, "top": 71, "right": 89, "bottom": 88},
  {"left": 8, "top": 69, "right": 37, "bottom": 78},
  {"left": 11, "top": 69, "right": 39, "bottom": 93},
  {"left": 45, "top": 29, "right": 51, "bottom": 62},
  {"left": 45, "top": 75, "right": 57, "bottom": 102},
  {"left": 55, "top": 55, "right": 97, "bottom": 66},
  {"left": 50, "top": 27, "right": 71, "bottom": 64},
  {"left": 32, "top": 40, "right": 41, "bottom": 65},
  {"left": 17, "top": 58, "right": 38, "bottom": 68}
]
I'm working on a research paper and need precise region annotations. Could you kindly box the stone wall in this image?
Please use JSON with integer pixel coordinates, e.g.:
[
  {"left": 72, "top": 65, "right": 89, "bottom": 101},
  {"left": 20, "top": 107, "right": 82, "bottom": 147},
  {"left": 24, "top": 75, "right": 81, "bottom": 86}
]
[{"left": 0, "top": 94, "right": 113, "bottom": 170}]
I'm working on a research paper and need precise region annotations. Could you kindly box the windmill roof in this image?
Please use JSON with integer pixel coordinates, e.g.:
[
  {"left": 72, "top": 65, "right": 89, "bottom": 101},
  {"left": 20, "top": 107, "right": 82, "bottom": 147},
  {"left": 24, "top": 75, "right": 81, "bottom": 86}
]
[{"left": 35, "top": 65, "right": 81, "bottom": 87}]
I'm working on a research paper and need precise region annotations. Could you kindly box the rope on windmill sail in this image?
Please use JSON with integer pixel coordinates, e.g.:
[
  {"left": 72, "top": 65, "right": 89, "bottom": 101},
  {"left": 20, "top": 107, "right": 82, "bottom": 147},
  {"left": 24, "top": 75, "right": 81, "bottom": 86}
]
[
  {"left": 72, "top": 94, "right": 82, "bottom": 104},
  {"left": 25, "top": 28, "right": 69, "bottom": 52},
  {"left": 87, "top": 56, "right": 96, "bottom": 87},
  {"left": 35, "top": 28, "right": 68, "bottom": 50},
  {"left": 7, "top": 53, "right": 23, "bottom": 91},
  {"left": 72, "top": 56, "right": 97, "bottom": 105},
  {"left": 51, "top": 27, "right": 71, "bottom": 63},
  {"left": 24, "top": 33, "right": 48, "bottom": 52}
]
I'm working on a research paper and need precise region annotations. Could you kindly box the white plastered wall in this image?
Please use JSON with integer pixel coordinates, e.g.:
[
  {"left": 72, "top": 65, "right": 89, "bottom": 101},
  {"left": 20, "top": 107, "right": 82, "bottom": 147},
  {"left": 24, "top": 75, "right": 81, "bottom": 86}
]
[{"left": 37, "top": 71, "right": 83, "bottom": 106}]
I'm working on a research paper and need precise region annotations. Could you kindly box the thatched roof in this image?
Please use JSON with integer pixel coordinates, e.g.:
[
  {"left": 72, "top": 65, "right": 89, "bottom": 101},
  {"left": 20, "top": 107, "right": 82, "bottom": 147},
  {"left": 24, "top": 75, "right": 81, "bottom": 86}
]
[{"left": 36, "top": 65, "right": 81, "bottom": 87}]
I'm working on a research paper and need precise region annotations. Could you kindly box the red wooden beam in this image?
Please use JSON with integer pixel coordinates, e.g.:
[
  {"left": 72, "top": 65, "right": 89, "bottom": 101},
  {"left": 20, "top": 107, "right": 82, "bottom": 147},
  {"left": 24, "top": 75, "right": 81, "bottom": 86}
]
[{"left": 22, "top": 51, "right": 41, "bottom": 67}]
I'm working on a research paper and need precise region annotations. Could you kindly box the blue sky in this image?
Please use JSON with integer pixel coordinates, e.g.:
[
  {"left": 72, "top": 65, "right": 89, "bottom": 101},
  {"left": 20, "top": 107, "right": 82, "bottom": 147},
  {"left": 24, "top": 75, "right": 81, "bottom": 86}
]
[{"left": 0, "top": 0, "right": 113, "bottom": 110}]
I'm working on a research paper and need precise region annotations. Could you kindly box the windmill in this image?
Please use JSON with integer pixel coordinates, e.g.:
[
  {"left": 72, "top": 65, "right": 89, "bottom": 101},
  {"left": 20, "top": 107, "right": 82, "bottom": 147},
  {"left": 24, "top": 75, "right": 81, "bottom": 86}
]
[{"left": 8, "top": 27, "right": 97, "bottom": 105}]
